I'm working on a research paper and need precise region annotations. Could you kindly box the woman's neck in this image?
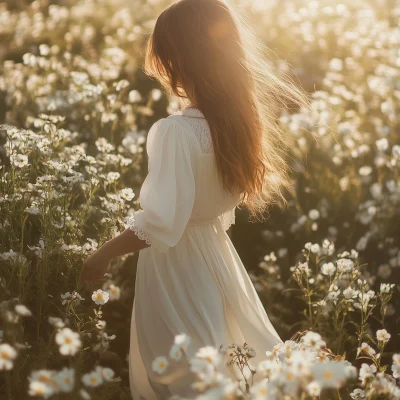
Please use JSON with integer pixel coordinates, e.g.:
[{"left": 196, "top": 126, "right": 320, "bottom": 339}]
[
  {"left": 185, "top": 100, "right": 198, "bottom": 110},
  {"left": 184, "top": 96, "right": 198, "bottom": 109}
]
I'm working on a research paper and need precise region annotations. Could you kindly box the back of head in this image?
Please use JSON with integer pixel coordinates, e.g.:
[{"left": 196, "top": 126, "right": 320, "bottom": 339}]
[{"left": 144, "top": 0, "right": 310, "bottom": 220}]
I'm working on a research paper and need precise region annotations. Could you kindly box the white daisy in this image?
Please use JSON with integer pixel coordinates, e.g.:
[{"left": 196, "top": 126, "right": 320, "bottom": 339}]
[
  {"left": 55, "top": 328, "right": 81, "bottom": 356},
  {"left": 343, "top": 287, "right": 358, "bottom": 299},
  {"left": 96, "top": 320, "right": 106, "bottom": 330},
  {"left": 28, "top": 369, "right": 57, "bottom": 387},
  {"left": 152, "top": 356, "right": 168, "bottom": 374},
  {"left": 308, "top": 209, "right": 320, "bottom": 220},
  {"left": 376, "top": 329, "right": 391, "bottom": 343},
  {"left": 15, "top": 304, "right": 32, "bottom": 317},
  {"left": 345, "top": 364, "right": 358, "bottom": 379},
  {"left": 48, "top": 316, "right": 65, "bottom": 328},
  {"left": 11, "top": 154, "right": 29, "bottom": 168},
  {"left": 92, "top": 289, "right": 110, "bottom": 305},
  {"left": 82, "top": 370, "right": 103, "bottom": 387},
  {"left": 257, "top": 359, "right": 280, "bottom": 378},
  {"left": 169, "top": 343, "right": 183, "bottom": 361},
  {"left": 95, "top": 366, "right": 115, "bottom": 381},
  {"left": 128, "top": 90, "right": 142, "bottom": 103},
  {"left": 278, "top": 367, "right": 300, "bottom": 396},
  {"left": 119, "top": 188, "right": 135, "bottom": 201},
  {"left": 107, "top": 284, "right": 121, "bottom": 301},
  {"left": 28, "top": 381, "right": 54, "bottom": 399},
  {"left": 392, "top": 354, "right": 400, "bottom": 378},
  {"left": 359, "top": 363, "right": 377, "bottom": 385},
  {"left": 54, "top": 367, "right": 75, "bottom": 392},
  {"left": 307, "top": 381, "right": 321, "bottom": 396},
  {"left": 392, "top": 354, "right": 400, "bottom": 368},
  {"left": 311, "top": 361, "right": 347, "bottom": 388},
  {"left": 195, "top": 346, "right": 221, "bottom": 365},
  {"left": 250, "top": 378, "right": 269, "bottom": 399},
  {"left": 302, "top": 331, "right": 326, "bottom": 349},
  {"left": 174, "top": 333, "right": 191, "bottom": 352},
  {"left": 358, "top": 342, "right": 376, "bottom": 357},
  {"left": 321, "top": 262, "right": 336, "bottom": 276},
  {"left": 380, "top": 283, "right": 395, "bottom": 293},
  {"left": 336, "top": 258, "right": 354, "bottom": 272},
  {"left": 0, "top": 343, "right": 17, "bottom": 370},
  {"left": 280, "top": 340, "right": 297, "bottom": 353}
]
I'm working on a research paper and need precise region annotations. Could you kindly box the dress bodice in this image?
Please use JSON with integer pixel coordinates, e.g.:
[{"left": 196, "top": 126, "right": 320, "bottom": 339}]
[
  {"left": 126, "top": 106, "right": 241, "bottom": 253},
  {"left": 169, "top": 107, "right": 241, "bottom": 229}
]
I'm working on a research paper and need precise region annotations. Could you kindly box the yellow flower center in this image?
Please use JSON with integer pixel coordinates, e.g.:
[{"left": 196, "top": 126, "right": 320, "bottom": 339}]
[
  {"left": 1, "top": 352, "right": 9, "bottom": 360},
  {"left": 65, "top": 337, "right": 72, "bottom": 344},
  {"left": 323, "top": 371, "right": 333, "bottom": 380},
  {"left": 97, "top": 294, "right": 103, "bottom": 300},
  {"left": 90, "top": 376, "right": 97, "bottom": 383},
  {"left": 159, "top": 362, "right": 165, "bottom": 368}
]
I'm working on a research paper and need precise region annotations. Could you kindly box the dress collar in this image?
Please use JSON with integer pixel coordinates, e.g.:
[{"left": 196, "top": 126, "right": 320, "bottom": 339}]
[{"left": 174, "top": 107, "right": 205, "bottom": 118}]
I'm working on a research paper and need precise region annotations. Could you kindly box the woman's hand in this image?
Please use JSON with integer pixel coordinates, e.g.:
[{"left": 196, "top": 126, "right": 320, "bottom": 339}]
[
  {"left": 80, "top": 247, "right": 111, "bottom": 286},
  {"left": 79, "top": 229, "right": 150, "bottom": 286}
]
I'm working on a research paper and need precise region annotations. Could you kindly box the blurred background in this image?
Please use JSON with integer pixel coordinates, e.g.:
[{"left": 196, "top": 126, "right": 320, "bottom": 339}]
[{"left": 0, "top": 0, "right": 399, "bottom": 398}]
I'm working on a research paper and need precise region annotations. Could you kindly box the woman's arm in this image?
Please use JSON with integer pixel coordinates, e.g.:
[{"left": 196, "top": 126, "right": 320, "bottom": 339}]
[{"left": 79, "top": 229, "right": 150, "bottom": 285}]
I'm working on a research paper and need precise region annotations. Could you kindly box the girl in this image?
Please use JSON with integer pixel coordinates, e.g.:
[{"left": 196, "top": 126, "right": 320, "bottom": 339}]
[{"left": 80, "top": 0, "right": 308, "bottom": 398}]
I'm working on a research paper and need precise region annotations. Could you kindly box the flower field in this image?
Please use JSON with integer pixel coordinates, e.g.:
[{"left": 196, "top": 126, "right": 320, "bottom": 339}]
[{"left": 0, "top": 0, "right": 399, "bottom": 399}]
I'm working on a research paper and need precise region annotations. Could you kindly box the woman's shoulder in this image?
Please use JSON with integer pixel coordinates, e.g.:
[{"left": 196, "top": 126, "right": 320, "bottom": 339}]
[
  {"left": 149, "top": 115, "right": 186, "bottom": 136},
  {"left": 148, "top": 109, "right": 207, "bottom": 153},
  {"left": 147, "top": 114, "right": 196, "bottom": 148},
  {"left": 151, "top": 110, "right": 201, "bottom": 134}
]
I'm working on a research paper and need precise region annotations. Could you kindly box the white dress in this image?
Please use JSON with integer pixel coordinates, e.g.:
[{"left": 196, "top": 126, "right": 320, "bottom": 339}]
[{"left": 127, "top": 107, "right": 282, "bottom": 399}]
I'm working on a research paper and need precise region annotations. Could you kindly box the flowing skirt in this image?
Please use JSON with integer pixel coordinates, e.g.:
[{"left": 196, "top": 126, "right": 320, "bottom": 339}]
[{"left": 129, "top": 218, "right": 282, "bottom": 399}]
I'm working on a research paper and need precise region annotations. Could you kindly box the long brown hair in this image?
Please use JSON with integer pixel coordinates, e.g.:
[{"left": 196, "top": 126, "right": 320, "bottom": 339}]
[{"left": 144, "top": 0, "right": 310, "bottom": 220}]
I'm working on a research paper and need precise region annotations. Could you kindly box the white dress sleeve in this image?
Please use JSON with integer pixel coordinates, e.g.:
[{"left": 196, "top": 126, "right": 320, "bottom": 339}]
[{"left": 125, "top": 118, "right": 195, "bottom": 253}]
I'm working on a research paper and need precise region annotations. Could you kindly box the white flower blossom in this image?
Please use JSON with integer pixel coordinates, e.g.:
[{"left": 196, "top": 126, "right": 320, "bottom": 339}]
[
  {"left": 92, "top": 289, "right": 110, "bottom": 305},
  {"left": 0, "top": 343, "right": 17, "bottom": 370},
  {"left": 376, "top": 329, "right": 391, "bottom": 343},
  {"left": 55, "top": 328, "right": 81, "bottom": 356},
  {"left": 82, "top": 370, "right": 103, "bottom": 387},
  {"left": 107, "top": 284, "right": 121, "bottom": 301},
  {"left": 359, "top": 363, "right": 377, "bottom": 385},
  {"left": 95, "top": 366, "right": 114, "bottom": 381},
  {"left": 11, "top": 154, "right": 29, "bottom": 168},
  {"left": 321, "top": 262, "right": 336, "bottom": 276},
  {"left": 311, "top": 361, "right": 347, "bottom": 388},
  {"left": 169, "top": 343, "right": 183, "bottom": 361},
  {"left": 152, "top": 356, "right": 168, "bottom": 374},
  {"left": 54, "top": 367, "right": 75, "bottom": 392},
  {"left": 307, "top": 381, "right": 321, "bottom": 396},
  {"left": 174, "top": 333, "right": 191, "bottom": 352},
  {"left": 15, "top": 304, "right": 32, "bottom": 317}
]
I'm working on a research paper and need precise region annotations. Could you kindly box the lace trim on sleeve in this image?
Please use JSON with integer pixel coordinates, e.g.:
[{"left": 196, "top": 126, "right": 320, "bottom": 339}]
[
  {"left": 125, "top": 214, "right": 152, "bottom": 245},
  {"left": 220, "top": 208, "right": 236, "bottom": 231}
]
